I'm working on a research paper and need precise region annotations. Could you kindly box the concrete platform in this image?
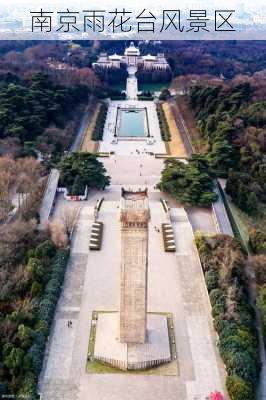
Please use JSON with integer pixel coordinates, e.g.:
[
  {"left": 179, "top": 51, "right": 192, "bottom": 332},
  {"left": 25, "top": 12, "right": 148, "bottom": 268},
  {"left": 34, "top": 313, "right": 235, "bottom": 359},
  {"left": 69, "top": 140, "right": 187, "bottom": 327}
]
[{"left": 93, "top": 312, "right": 171, "bottom": 370}]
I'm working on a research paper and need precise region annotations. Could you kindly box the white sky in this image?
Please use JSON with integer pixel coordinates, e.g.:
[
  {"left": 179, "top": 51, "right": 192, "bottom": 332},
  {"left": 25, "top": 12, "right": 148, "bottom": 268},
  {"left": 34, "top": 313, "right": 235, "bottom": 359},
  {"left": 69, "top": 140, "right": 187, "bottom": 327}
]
[{"left": 0, "top": 0, "right": 265, "bottom": 9}]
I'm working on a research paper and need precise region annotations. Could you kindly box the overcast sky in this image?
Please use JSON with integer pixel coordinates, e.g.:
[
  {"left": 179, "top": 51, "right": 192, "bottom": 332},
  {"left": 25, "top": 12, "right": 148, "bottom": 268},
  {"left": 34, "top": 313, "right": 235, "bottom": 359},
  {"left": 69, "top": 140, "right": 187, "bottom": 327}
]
[{"left": 0, "top": 0, "right": 265, "bottom": 10}]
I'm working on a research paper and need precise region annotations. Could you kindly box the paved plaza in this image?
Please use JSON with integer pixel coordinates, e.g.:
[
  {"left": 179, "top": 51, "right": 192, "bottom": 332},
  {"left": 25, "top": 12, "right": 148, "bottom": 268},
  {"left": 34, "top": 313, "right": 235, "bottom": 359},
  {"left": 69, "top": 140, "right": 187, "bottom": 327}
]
[
  {"left": 94, "top": 312, "right": 171, "bottom": 369},
  {"left": 39, "top": 180, "right": 226, "bottom": 400}
]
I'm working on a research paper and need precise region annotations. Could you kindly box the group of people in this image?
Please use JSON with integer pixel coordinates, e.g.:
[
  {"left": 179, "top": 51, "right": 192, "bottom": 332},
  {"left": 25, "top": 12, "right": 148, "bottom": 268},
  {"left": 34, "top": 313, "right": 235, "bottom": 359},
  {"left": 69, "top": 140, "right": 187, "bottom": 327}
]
[
  {"left": 154, "top": 226, "right": 160, "bottom": 233},
  {"left": 67, "top": 320, "right": 73, "bottom": 328}
]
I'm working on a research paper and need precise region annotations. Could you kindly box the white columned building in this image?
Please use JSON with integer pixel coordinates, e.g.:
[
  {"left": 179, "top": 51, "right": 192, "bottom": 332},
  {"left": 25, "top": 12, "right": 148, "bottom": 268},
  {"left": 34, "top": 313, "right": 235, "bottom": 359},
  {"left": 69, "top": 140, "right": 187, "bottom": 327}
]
[{"left": 93, "top": 42, "right": 169, "bottom": 71}]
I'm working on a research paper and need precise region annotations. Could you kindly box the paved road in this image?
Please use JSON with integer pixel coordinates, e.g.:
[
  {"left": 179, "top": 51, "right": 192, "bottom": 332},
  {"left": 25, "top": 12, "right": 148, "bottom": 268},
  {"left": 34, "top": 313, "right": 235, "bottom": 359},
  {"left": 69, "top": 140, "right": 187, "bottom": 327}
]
[
  {"left": 169, "top": 100, "right": 193, "bottom": 158},
  {"left": 70, "top": 110, "right": 92, "bottom": 153},
  {"left": 212, "top": 185, "right": 233, "bottom": 236}
]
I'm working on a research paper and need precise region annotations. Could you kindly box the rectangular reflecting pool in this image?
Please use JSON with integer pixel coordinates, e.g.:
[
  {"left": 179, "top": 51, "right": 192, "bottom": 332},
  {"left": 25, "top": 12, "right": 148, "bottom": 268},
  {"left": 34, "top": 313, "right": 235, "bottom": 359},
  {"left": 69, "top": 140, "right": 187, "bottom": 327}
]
[{"left": 117, "top": 108, "right": 147, "bottom": 137}]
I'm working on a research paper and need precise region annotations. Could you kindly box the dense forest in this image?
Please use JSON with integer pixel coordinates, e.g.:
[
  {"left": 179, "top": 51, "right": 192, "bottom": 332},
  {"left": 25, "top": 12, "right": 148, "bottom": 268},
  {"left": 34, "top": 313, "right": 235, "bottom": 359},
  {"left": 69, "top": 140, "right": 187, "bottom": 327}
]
[
  {"left": 189, "top": 81, "right": 266, "bottom": 216},
  {"left": 93, "top": 63, "right": 128, "bottom": 84},
  {"left": 0, "top": 72, "right": 89, "bottom": 158},
  {"left": 136, "top": 67, "right": 172, "bottom": 84}
]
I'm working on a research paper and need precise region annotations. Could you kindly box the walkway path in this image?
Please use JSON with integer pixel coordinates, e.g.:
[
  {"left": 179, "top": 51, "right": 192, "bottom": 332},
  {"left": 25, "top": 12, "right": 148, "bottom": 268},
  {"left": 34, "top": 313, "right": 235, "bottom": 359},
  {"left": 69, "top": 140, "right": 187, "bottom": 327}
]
[
  {"left": 70, "top": 98, "right": 97, "bottom": 153},
  {"left": 162, "top": 102, "right": 188, "bottom": 158},
  {"left": 169, "top": 99, "right": 193, "bottom": 157},
  {"left": 80, "top": 103, "right": 100, "bottom": 153},
  {"left": 126, "top": 66, "right": 138, "bottom": 100}
]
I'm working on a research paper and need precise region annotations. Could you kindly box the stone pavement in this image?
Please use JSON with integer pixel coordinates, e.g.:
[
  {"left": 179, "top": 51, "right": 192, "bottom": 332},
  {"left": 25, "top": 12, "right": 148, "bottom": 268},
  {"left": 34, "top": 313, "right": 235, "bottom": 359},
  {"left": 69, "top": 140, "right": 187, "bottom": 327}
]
[
  {"left": 94, "top": 312, "right": 171, "bottom": 369},
  {"left": 126, "top": 66, "right": 138, "bottom": 100},
  {"left": 39, "top": 186, "right": 227, "bottom": 400}
]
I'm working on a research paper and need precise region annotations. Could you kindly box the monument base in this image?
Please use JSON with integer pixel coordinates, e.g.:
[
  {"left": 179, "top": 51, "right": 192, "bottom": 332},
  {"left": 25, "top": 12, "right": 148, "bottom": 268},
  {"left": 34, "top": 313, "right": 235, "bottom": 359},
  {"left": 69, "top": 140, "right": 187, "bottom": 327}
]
[{"left": 93, "top": 312, "right": 171, "bottom": 370}]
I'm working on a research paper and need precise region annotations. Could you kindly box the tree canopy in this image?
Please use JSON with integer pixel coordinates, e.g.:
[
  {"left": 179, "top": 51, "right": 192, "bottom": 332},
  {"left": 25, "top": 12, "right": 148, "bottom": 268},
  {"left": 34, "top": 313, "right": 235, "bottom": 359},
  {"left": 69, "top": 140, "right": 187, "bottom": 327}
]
[
  {"left": 0, "top": 72, "right": 89, "bottom": 156},
  {"left": 189, "top": 81, "right": 266, "bottom": 215},
  {"left": 157, "top": 155, "right": 217, "bottom": 207},
  {"left": 58, "top": 152, "right": 110, "bottom": 195}
]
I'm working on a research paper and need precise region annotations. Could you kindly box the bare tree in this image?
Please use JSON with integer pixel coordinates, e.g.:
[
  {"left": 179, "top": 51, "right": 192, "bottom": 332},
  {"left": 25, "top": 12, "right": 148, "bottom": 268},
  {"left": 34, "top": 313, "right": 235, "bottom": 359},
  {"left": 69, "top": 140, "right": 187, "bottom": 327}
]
[
  {"left": 0, "top": 219, "right": 37, "bottom": 268},
  {"left": 49, "top": 220, "right": 68, "bottom": 249},
  {"left": 0, "top": 157, "right": 17, "bottom": 220},
  {"left": 0, "top": 156, "right": 43, "bottom": 221},
  {"left": 59, "top": 206, "right": 80, "bottom": 237},
  {"left": 16, "top": 157, "right": 41, "bottom": 212}
]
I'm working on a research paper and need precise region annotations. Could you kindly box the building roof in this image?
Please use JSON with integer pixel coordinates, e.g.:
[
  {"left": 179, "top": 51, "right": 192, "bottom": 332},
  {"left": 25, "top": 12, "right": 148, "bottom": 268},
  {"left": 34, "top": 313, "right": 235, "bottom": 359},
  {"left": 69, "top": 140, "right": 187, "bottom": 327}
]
[
  {"left": 124, "top": 42, "right": 140, "bottom": 56},
  {"left": 109, "top": 53, "right": 122, "bottom": 60},
  {"left": 143, "top": 54, "right": 156, "bottom": 61}
]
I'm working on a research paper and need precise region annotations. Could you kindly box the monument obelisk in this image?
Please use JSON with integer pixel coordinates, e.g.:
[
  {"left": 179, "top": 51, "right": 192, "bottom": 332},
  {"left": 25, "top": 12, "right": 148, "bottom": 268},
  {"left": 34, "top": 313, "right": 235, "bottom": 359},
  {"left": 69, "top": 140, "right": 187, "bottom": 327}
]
[{"left": 119, "top": 188, "right": 150, "bottom": 343}]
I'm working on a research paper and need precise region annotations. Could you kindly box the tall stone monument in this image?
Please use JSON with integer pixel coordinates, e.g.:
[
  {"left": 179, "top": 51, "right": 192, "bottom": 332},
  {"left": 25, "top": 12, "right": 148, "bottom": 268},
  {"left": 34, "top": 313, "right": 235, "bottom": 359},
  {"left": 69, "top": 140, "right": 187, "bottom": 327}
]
[{"left": 119, "top": 188, "right": 150, "bottom": 343}]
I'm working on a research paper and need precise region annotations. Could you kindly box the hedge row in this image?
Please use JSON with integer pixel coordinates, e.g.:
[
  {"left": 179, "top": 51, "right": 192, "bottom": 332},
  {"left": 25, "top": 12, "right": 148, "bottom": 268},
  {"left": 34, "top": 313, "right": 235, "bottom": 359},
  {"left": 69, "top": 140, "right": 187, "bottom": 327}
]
[
  {"left": 156, "top": 103, "right": 171, "bottom": 141},
  {"left": 137, "top": 96, "right": 154, "bottom": 101},
  {"left": 110, "top": 93, "right": 126, "bottom": 100},
  {"left": 92, "top": 103, "right": 108, "bottom": 141},
  {"left": 196, "top": 234, "right": 260, "bottom": 400},
  {"left": 19, "top": 249, "right": 70, "bottom": 399},
  {"left": 137, "top": 91, "right": 154, "bottom": 101}
]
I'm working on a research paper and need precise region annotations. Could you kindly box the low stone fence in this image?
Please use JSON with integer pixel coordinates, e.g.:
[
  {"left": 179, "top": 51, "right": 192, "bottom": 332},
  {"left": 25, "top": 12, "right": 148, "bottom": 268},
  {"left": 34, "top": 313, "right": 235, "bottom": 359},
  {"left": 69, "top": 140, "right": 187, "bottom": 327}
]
[{"left": 93, "top": 355, "right": 170, "bottom": 371}]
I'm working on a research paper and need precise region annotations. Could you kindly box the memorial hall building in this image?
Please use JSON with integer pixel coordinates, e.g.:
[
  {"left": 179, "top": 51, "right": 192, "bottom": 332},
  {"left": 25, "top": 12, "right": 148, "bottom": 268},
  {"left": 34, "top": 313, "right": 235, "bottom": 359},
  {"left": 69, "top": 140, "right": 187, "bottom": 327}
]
[{"left": 92, "top": 42, "right": 169, "bottom": 70}]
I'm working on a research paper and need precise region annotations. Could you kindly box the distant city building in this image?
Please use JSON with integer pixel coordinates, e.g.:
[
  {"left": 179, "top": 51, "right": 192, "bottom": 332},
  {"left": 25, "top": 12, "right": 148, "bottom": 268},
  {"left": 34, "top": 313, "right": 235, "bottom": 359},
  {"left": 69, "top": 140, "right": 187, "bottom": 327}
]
[
  {"left": 0, "top": 18, "right": 22, "bottom": 30},
  {"left": 93, "top": 42, "right": 169, "bottom": 71}
]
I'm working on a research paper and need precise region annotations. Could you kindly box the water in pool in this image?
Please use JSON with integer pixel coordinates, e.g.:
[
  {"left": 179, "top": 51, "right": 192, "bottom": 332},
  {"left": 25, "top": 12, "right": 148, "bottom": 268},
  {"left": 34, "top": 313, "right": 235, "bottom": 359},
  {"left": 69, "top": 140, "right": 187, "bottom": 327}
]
[{"left": 118, "top": 109, "right": 146, "bottom": 137}]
